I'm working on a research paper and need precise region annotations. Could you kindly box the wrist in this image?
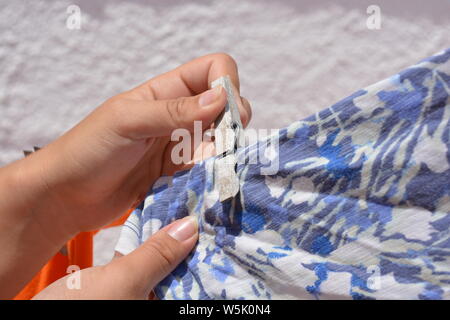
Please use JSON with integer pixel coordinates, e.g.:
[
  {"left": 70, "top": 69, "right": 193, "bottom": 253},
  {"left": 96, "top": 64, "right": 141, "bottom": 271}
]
[
  {"left": 3, "top": 153, "right": 78, "bottom": 247},
  {"left": 0, "top": 155, "right": 78, "bottom": 298}
]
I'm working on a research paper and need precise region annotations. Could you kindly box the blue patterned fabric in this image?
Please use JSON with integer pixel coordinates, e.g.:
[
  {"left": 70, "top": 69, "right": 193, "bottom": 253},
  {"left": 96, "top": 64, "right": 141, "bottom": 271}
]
[{"left": 116, "top": 49, "right": 450, "bottom": 300}]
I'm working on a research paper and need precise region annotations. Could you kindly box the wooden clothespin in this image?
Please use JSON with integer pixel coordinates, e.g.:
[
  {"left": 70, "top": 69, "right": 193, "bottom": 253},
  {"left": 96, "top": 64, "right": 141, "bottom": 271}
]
[
  {"left": 23, "top": 146, "right": 41, "bottom": 157},
  {"left": 211, "top": 75, "right": 243, "bottom": 202}
]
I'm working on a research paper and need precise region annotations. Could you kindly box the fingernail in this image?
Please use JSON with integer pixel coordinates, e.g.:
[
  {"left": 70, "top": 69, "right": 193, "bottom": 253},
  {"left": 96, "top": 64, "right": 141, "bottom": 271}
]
[
  {"left": 167, "top": 216, "right": 198, "bottom": 242},
  {"left": 198, "top": 87, "right": 222, "bottom": 107}
]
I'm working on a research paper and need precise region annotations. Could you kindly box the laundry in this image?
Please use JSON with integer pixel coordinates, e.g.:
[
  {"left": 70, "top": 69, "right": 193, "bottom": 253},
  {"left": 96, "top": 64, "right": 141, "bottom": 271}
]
[{"left": 115, "top": 48, "right": 450, "bottom": 300}]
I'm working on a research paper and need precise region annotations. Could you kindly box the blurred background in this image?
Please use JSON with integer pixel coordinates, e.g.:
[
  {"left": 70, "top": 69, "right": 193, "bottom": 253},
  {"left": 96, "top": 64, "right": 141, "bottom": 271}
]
[{"left": 0, "top": 0, "right": 449, "bottom": 264}]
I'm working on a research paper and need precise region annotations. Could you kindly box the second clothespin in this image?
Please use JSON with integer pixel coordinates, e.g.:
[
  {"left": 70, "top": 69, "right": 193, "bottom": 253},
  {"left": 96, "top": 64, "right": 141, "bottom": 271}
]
[{"left": 211, "top": 75, "right": 244, "bottom": 202}]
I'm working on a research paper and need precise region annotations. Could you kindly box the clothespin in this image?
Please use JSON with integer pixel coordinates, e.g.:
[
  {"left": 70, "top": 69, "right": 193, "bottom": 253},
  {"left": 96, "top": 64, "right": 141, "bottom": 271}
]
[
  {"left": 211, "top": 75, "right": 243, "bottom": 202},
  {"left": 23, "top": 146, "right": 41, "bottom": 157}
]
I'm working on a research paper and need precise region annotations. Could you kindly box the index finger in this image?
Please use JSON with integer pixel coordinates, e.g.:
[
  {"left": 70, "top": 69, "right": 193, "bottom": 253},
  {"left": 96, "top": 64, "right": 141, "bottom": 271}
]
[{"left": 136, "top": 53, "right": 240, "bottom": 100}]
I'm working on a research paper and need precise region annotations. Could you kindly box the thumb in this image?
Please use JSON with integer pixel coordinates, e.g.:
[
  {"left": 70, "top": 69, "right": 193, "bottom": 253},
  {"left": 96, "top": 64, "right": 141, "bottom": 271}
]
[
  {"left": 111, "top": 216, "right": 199, "bottom": 297},
  {"left": 109, "top": 86, "right": 227, "bottom": 140}
]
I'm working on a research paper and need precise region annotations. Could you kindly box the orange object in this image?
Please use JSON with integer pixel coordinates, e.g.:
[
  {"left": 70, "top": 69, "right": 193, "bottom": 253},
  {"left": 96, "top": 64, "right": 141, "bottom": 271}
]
[{"left": 14, "top": 210, "right": 132, "bottom": 300}]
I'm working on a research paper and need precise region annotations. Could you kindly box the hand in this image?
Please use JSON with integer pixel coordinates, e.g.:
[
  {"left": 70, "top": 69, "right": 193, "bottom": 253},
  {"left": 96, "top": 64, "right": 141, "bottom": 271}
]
[
  {"left": 34, "top": 216, "right": 198, "bottom": 300},
  {"left": 0, "top": 53, "right": 251, "bottom": 298},
  {"left": 29, "top": 53, "right": 250, "bottom": 235}
]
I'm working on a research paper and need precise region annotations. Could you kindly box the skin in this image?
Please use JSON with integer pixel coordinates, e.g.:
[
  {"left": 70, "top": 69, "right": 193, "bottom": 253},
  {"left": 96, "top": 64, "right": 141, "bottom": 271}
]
[{"left": 0, "top": 53, "right": 251, "bottom": 299}]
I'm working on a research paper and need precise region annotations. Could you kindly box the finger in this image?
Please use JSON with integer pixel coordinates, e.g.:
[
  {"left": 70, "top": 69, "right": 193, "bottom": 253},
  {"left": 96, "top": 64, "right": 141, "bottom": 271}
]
[
  {"left": 134, "top": 53, "right": 240, "bottom": 99},
  {"left": 240, "top": 96, "right": 252, "bottom": 128},
  {"left": 107, "top": 86, "right": 227, "bottom": 139},
  {"left": 112, "top": 216, "right": 198, "bottom": 296}
]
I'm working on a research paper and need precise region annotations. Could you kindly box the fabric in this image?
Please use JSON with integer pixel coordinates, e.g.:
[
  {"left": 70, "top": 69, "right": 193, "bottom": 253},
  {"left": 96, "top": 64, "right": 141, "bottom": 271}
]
[
  {"left": 14, "top": 212, "right": 131, "bottom": 300},
  {"left": 116, "top": 49, "right": 450, "bottom": 300}
]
